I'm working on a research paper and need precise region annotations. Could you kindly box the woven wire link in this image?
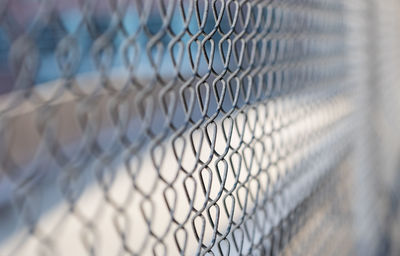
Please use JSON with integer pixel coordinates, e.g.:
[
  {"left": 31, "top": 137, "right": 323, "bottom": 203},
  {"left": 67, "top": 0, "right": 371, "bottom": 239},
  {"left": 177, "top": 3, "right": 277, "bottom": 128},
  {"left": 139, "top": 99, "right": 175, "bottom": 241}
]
[{"left": 0, "top": 0, "right": 398, "bottom": 255}]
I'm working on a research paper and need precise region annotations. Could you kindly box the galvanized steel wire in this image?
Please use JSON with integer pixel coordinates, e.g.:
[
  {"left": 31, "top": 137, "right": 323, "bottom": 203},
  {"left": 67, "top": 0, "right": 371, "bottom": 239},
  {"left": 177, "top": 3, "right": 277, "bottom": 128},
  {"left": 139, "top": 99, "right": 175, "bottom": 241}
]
[{"left": 0, "top": 0, "right": 399, "bottom": 255}]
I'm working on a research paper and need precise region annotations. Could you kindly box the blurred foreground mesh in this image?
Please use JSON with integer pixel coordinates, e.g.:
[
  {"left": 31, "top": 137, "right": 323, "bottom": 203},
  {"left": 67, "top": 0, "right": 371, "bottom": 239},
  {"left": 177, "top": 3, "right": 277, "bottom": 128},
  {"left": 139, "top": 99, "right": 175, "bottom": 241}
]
[{"left": 0, "top": 0, "right": 400, "bottom": 255}]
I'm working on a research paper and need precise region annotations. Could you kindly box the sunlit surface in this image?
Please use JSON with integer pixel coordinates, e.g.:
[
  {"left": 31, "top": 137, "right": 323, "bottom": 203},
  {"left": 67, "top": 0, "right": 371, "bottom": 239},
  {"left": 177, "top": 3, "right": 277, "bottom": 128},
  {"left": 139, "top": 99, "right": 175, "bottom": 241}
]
[{"left": 0, "top": 77, "right": 353, "bottom": 255}]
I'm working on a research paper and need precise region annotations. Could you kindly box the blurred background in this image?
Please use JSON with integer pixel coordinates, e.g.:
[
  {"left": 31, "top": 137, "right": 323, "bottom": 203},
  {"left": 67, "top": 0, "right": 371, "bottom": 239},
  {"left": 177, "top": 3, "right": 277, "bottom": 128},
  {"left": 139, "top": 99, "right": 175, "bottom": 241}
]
[{"left": 0, "top": 0, "right": 400, "bottom": 255}]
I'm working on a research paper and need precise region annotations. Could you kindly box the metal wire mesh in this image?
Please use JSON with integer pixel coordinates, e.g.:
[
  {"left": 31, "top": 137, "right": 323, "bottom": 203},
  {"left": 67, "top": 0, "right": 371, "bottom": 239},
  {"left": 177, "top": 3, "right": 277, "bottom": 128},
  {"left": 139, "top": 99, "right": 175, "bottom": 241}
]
[{"left": 0, "top": 0, "right": 399, "bottom": 255}]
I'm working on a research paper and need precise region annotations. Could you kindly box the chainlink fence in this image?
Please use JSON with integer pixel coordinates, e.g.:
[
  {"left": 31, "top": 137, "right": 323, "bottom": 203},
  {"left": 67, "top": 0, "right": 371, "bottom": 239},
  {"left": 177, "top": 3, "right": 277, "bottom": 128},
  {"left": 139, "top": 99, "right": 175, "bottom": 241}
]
[{"left": 0, "top": 0, "right": 400, "bottom": 255}]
